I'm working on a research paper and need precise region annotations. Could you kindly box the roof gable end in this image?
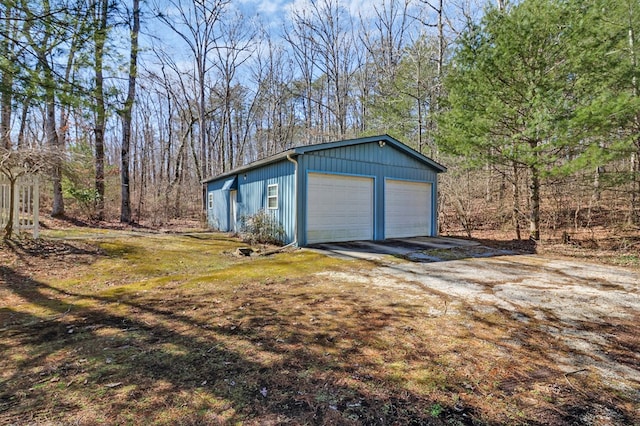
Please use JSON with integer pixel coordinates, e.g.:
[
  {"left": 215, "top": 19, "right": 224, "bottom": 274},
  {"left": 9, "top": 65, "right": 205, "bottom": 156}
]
[
  {"left": 293, "top": 134, "right": 446, "bottom": 172},
  {"left": 203, "top": 134, "right": 446, "bottom": 183}
]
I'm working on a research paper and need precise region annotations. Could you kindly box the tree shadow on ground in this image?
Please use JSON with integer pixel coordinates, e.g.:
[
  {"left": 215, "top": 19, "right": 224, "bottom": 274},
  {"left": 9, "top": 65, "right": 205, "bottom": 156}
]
[
  {"left": 0, "top": 265, "right": 473, "bottom": 425},
  {"left": 2, "top": 238, "right": 103, "bottom": 259},
  {"left": 457, "top": 298, "right": 640, "bottom": 426},
  {"left": 309, "top": 237, "right": 537, "bottom": 265},
  {"left": 41, "top": 215, "right": 156, "bottom": 231}
]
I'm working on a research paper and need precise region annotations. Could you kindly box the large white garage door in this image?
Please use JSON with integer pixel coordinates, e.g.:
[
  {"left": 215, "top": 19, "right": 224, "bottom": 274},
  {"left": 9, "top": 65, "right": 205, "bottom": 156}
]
[
  {"left": 385, "top": 179, "right": 432, "bottom": 238},
  {"left": 307, "top": 173, "right": 374, "bottom": 244}
]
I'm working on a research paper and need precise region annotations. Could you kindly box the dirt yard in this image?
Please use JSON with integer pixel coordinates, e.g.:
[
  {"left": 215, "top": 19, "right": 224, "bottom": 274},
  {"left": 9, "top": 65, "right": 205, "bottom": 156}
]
[
  {"left": 1, "top": 230, "right": 638, "bottom": 425},
  {"left": 320, "top": 253, "right": 640, "bottom": 417}
]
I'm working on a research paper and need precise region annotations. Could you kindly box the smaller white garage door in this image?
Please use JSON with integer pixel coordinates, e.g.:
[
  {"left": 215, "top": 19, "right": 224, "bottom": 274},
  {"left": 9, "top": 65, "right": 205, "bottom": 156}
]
[
  {"left": 385, "top": 179, "right": 432, "bottom": 238},
  {"left": 307, "top": 173, "right": 374, "bottom": 244}
]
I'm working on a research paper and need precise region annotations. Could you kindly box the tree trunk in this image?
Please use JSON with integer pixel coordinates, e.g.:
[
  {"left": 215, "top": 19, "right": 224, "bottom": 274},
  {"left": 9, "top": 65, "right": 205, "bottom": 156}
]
[
  {"left": 417, "top": 73, "right": 423, "bottom": 153},
  {"left": 120, "top": 0, "right": 140, "bottom": 223},
  {"left": 46, "top": 73, "right": 64, "bottom": 217},
  {"left": 436, "top": 0, "right": 444, "bottom": 78},
  {"left": 137, "top": 125, "right": 146, "bottom": 223},
  {"left": 485, "top": 163, "right": 492, "bottom": 203},
  {"left": 199, "top": 63, "right": 207, "bottom": 212},
  {"left": 30, "top": 0, "right": 64, "bottom": 217},
  {"left": 94, "top": 0, "right": 108, "bottom": 220},
  {"left": 3, "top": 177, "right": 16, "bottom": 239},
  {"left": 512, "top": 162, "right": 521, "bottom": 240},
  {"left": 529, "top": 164, "right": 541, "bottom": 240},
  {"left": 627, "top": 3, "right": 639, "bottom": 224},
  {"left": 632, "top": 147, "right": 640, "bottom": 224},
  {"left": 591, "top": 166, "right": 602, "bottom": 206},
  {"left": 0, "top": 69, "right": 11, "bottom": 150},
  {"left": 16, "top": 97, "right": 29, "bottom": 148},
  {"left": 0, "top": 5, "right": 14, "bottom": 150},
  {"left": 225, "top": 86, "right": 234, "bottom": 170}
]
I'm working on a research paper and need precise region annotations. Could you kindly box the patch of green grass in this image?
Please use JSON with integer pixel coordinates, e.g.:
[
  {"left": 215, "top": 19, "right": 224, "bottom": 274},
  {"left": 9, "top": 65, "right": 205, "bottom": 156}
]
[
  {"left": 613, "top": 254, "right": 639, "bottom": 267},
  {"left": 54, "top": 233, "right": 244, "bottom": 293},
  {"left": 39, "top": 228, "right": 113, "bottom": 239},
  {"left": 186, "top": 250, "right": 346, "bottom": 288},
  {"left": 421, "top": 248, "right": 462, "bottom": 260},
  {"left": 429, "top": 403, "right": 443, "bottom": 417}
]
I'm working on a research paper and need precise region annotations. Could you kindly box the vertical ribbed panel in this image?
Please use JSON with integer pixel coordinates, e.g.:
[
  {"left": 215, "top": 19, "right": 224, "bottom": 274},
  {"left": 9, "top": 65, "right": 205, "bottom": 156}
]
[
  {"left": 298, "top": 141, "right": 441, "bottom": 245},
  {"left": 206, "top": 179, "right": 231, "bottom": 231},
  {"left": 237, "top": 160, "right": 296, "bottom": 244},
  {"left": 208, "top": 140, "right": 443, "bottom": 246}
]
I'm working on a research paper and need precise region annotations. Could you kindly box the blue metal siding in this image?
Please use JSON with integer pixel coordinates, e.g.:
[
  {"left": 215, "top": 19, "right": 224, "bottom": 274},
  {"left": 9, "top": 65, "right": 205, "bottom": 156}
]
[
  {"left": 206, "top": 179, "right": 232, "bottom": 231},
  {"left": 232, "top": 160, "right": 296, "bottom": 244},
  {"left": 297, "top": 142, "right": 440, "bottom": 245},
  {"left": 208, "top": 139, "right": 442, "bottom": 246},
  {"left": 311, "top": 141, "right": 438, "bottom": 171}
]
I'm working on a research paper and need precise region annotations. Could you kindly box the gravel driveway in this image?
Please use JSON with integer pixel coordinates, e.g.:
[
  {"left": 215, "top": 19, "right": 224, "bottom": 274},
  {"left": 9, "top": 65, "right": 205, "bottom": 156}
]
[{"left": 312, "top": 240, "right": 640, "bottom": 408}]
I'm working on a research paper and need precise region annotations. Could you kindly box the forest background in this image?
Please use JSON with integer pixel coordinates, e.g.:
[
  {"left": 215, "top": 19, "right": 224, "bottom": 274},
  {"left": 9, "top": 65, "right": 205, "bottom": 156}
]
[{"left": 1, "top": 0, "right": 638, "bottom": 242}]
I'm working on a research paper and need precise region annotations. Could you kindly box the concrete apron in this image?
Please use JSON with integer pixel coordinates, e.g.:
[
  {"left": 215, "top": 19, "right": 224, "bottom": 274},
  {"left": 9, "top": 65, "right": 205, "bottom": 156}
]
[{"left": 307, "top": 237, "right": 479, "bottom": 261}]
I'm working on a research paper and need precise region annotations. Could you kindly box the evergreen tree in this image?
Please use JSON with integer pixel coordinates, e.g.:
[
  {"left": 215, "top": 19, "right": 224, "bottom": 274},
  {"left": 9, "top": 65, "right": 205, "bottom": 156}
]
[
  {"left": 565, "top": 0, "right": 640, "bottom": 223},
  {"left": 438, "top": 0, "right": 640, "bottom": 238}
]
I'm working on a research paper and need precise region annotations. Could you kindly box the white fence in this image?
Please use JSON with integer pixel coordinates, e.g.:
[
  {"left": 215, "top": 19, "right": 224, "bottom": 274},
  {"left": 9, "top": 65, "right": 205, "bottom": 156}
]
[{"left": 0, "top": 175, "right": 39, "bottom": 238}]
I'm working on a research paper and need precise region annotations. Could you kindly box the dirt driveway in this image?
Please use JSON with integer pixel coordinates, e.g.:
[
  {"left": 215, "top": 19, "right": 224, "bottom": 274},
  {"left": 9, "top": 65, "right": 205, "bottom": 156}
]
[{"left": 312, "top": 239, "right": 640, "bottom": 411}]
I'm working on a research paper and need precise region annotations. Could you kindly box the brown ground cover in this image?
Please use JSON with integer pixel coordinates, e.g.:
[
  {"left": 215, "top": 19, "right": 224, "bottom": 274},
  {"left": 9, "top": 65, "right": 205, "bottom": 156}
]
[{"left": 0, "top": 224, "right": 638, "bottom": 425}]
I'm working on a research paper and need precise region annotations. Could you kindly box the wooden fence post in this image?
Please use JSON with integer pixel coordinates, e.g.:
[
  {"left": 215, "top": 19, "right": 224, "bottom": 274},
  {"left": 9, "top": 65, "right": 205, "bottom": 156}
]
[{"left": 33, "top": 176, "right": 39, "bottom": 239}]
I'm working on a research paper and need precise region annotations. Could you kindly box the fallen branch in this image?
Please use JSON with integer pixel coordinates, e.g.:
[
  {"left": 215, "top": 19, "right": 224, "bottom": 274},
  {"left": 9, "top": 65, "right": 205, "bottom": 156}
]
[
  {"left": 258, "top": 245, "right": 299, "bottom": 256},
  {"left": 564, "top": 368, "right": 590, "bottom": 398},
  {"left": 564, "top": 368, "right": 588, "bottom": 376}
]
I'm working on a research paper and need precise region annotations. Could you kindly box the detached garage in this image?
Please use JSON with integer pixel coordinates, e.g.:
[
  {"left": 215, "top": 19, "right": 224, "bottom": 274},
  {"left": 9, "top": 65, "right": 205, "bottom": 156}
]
[{"left": 203, "top": 134, "right": 446, "bottom": 246}]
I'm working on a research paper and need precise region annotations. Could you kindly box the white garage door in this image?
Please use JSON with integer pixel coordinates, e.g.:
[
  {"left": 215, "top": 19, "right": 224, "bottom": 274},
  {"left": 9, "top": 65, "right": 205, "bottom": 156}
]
[
  {"left": 385, "top": 179, "right": 432, "bottom": 238},
  {"left": 307, "top": 173, "right": 374, "bottom": 244}
]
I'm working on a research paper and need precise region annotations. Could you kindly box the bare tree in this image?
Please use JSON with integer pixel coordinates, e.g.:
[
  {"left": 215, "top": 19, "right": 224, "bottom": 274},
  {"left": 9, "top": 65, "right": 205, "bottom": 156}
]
[
  {"left": 23, "top": 1, "right": 66, "bottom": 216},
  {"left": 287, "top": 0, "right": 356, "bottom": 139},
  {"left": 120, "top": 0, "right": 140, "bottom": 223},
  {"left": 626, "top": 0, "right": 639, "bottom": 224},
  {"left": 250, "top": 34, "right": 296, "bottom": 156},
  {"left": 401, "top": 34, "right": 439, "bottom": 153},
  {"left": 93, "top": 0, "right": 109, "bottom": 220},
  {"left": 213, "top": 11, "right": 256, "bottom": 172},
  {"left": 360, "top": 0, "right": 413, "bottom": 79},
  {"left": 155, "top": 0, "right": 230, "bottom": 213},
  {"left": 0, "top": 4, "right": 19, "bottom": 150},
  {"left": 357, "top": 0, "right": 415, "bottom": 135},
  {"left": 284, "top": 8, "right": 319, "bottom": 143}
]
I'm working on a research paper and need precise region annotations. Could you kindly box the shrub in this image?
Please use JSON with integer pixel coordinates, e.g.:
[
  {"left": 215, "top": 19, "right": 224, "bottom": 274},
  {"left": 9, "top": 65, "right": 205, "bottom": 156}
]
[
  {"left": 63, "top": 178, "right": 99, "bottom": 219},
  {"left": 240, "top": 209, "right": 286, "bottom": 245}
]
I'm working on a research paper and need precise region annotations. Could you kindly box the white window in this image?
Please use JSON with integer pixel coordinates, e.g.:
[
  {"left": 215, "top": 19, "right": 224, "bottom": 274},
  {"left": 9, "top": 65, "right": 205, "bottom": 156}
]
[
  {"left": 208, "top": 192, "right": 214, "bottom": 210},
  {"left": 267, "top": 184, "right": 278, "bottom": 209}
]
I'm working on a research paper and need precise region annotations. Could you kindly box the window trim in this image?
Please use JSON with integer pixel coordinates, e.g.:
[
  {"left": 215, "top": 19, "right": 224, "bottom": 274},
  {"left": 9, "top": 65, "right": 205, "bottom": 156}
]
[
  {"left": 208, "top": 192, "right": 214, "bottom": 210},
  {"left": 267, "top": 184, "right": 278, "bottom": 210}
]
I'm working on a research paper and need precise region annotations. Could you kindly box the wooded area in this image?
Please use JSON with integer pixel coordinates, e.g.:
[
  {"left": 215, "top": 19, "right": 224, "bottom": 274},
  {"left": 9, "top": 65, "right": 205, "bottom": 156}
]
[{"left": 0, "top": 0, "right": 638, "bottom": 240}]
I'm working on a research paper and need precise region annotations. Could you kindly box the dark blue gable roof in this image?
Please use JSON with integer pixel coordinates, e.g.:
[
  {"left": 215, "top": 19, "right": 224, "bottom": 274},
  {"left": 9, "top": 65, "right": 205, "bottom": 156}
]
[{"left": 203, "top": 134, "right": 446, "bottom": 184}]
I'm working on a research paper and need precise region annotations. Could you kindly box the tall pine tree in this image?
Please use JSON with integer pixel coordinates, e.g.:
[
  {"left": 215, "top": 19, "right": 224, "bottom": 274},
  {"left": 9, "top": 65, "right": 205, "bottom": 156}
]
[{"left": 438, "top": 0, "right": 640, "bottom": 238}]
